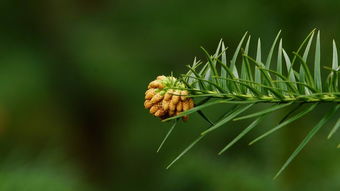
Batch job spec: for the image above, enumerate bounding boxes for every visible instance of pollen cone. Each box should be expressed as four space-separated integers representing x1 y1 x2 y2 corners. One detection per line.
144 75 194 121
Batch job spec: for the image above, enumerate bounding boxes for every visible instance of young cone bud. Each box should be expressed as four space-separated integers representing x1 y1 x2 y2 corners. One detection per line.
144 75 195 121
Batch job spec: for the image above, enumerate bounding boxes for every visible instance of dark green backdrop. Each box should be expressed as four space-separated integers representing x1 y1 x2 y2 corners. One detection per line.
0 0 339 190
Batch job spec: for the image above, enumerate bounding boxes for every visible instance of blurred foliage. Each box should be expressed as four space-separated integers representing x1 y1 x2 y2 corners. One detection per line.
0 0 339 190
0 148 93 191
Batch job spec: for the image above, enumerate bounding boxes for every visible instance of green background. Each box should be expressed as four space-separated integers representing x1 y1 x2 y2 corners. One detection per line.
0 0 339 190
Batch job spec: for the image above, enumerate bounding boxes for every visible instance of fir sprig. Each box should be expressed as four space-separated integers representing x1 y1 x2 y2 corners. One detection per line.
158 29 340 178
